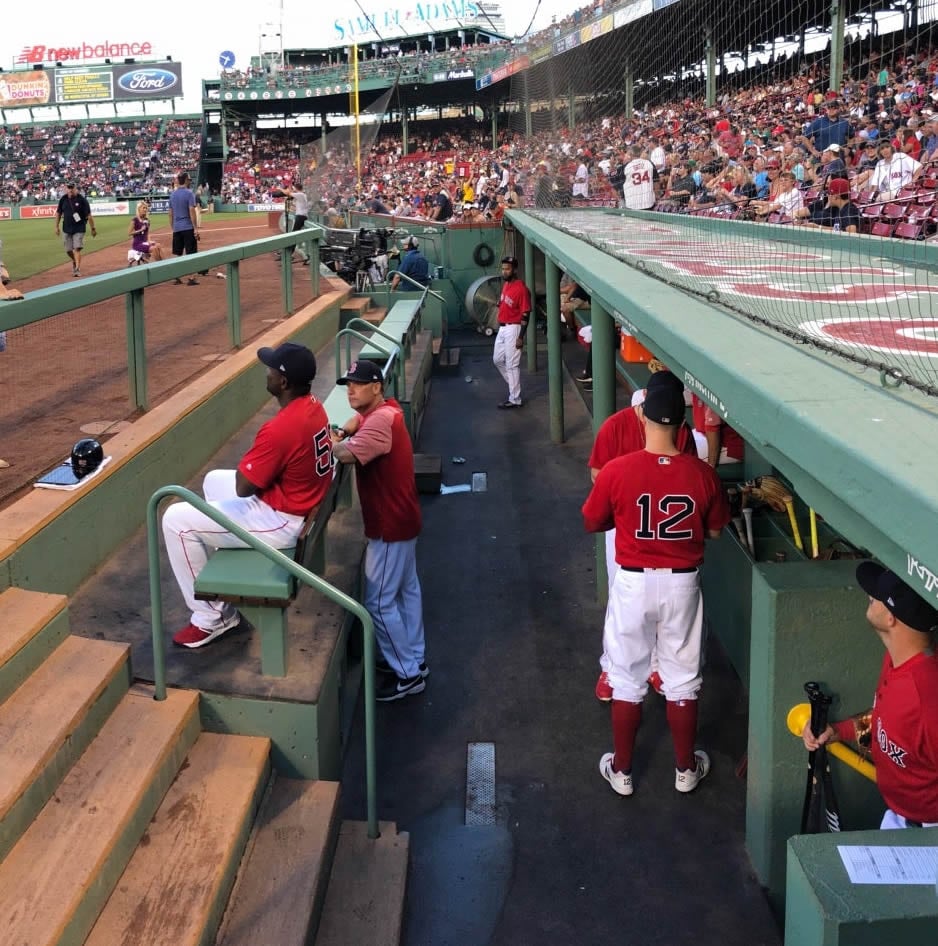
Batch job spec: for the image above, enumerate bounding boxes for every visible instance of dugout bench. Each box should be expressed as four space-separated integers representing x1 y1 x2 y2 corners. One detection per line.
193 463 349 677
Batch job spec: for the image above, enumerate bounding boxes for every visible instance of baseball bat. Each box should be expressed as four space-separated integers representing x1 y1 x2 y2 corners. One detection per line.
800 682 839 834
742 508 755 557
784 499 804 552
809 508 819 559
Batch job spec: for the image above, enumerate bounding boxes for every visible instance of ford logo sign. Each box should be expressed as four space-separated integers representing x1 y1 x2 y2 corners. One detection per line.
117 69 178 94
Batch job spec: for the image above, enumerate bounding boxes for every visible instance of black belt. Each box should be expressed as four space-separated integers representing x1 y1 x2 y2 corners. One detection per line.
621 566 698 573
498 322 521 326
907 819 923 828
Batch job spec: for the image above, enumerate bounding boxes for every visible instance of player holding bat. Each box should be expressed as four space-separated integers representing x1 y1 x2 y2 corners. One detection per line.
800 682 841 834
802 561 938 829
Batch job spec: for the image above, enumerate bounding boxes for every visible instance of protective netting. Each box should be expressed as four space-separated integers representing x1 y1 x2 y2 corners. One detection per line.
495 0 938 395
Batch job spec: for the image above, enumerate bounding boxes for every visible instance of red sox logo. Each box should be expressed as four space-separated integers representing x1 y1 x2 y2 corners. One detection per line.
877 718 908 768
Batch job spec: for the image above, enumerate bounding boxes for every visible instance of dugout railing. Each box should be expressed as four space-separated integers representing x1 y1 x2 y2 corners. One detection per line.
0 228 323 412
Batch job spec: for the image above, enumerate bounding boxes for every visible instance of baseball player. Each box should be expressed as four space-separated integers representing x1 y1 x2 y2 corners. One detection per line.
162 343 333 648
621 145 657 210
330 359 427 702
492 256 532 409
803 562 938 829
589 370 698 701
583 385 730 796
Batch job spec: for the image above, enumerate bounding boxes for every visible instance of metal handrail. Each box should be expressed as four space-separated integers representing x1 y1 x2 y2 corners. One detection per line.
334 326 403 399
146 485 379 839
344 318 407 397
786 702 876 783
385 271 446 305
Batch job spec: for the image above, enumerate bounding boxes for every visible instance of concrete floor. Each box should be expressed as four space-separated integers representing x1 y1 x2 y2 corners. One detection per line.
339 329 782 946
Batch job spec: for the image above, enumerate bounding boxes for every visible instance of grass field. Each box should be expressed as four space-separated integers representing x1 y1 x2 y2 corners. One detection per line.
0 212 261 280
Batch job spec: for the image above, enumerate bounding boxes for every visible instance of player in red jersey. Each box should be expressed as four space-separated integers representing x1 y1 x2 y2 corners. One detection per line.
492 256 532 409
691 395 745 467
163 343 333 648
583 385 730 797
331 360 427 702
589 370 698 701
803 562 938 828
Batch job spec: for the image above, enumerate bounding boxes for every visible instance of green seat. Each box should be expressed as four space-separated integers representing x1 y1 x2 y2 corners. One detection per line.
194 546 296 603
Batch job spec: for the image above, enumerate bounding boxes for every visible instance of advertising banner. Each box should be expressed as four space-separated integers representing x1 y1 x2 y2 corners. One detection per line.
88 201 132 216
614 0 653 28
20 205 58 219
0 208 11 221
247 202 285 212
0 61 183 109
0 71 53 108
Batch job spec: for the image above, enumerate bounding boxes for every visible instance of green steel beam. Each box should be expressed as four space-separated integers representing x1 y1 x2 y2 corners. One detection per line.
226 261 242 348
829 0 845 94
124 287 147 411
544 258 564 443
523 236 538 373
507 210 938 603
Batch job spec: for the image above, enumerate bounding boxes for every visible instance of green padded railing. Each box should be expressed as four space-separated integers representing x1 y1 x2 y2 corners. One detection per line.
146 484 379 840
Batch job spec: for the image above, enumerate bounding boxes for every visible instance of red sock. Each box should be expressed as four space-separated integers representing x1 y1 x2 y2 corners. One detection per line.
666 698 699 771
611 699 643 773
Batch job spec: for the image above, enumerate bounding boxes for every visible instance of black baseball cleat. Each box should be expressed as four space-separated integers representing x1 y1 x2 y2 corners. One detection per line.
376 674 426 702
497 400 522 409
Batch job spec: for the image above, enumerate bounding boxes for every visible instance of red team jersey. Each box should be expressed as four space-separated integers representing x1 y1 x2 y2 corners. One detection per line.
238 396 332 516
348 399 422 542
582 451 730 568
497 279 532 324
691 396 744 461
588 406 697 471
869 651 938 822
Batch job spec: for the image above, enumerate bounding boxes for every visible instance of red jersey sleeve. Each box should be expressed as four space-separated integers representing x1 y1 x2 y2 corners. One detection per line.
239 417 286 490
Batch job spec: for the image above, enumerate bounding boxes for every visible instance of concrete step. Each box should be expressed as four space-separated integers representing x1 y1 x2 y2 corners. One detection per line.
361 305 387 325
0 587 70 704
217 778 341 946
314 821 409 946
84 732 271 946
435 346 461 375
0 686 200 946
0 636 131 861
339 295 373 316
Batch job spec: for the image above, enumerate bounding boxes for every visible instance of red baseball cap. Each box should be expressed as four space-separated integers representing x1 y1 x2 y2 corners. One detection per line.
828 178 850 195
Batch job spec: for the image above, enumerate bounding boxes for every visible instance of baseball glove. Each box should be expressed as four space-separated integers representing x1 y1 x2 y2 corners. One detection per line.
741 475 792 513
647 358 669 374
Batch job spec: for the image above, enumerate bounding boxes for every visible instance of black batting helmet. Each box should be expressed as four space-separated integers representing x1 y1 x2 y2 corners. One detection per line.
70 438 104 479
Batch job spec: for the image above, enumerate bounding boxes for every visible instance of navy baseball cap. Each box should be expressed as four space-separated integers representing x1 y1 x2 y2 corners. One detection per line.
646 369 684 393
642 387 685 425
337 359 384 385
856 562 938 633
257 343 317 386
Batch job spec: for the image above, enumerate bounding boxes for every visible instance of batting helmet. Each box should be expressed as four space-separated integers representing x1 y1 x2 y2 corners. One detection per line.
70 438 104 479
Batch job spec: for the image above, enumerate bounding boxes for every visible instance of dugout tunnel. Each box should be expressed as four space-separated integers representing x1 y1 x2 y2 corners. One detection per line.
506 206 938 940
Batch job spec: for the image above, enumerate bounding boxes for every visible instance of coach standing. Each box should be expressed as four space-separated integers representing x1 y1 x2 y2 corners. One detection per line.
169 171 201 286
583 384 730 797
331 359 427 702
55 182 96 278
803 562 938 829
492 255 531 409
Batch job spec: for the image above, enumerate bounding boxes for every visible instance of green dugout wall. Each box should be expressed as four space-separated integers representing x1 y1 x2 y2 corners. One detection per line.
506 208 938 933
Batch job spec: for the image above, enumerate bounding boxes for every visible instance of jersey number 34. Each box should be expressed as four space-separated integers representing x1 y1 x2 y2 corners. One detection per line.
634 494 695 541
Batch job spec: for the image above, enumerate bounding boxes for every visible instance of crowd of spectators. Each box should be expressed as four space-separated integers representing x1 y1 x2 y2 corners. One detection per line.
219 41 511 92
0 118 202 202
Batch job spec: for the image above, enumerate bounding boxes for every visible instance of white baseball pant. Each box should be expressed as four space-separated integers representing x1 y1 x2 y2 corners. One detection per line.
603 568 703 702
162 469 304 631
492 323 522 405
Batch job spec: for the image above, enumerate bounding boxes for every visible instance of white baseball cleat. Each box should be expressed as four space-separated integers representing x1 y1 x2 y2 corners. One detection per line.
675 750 711 793
599 752 634 796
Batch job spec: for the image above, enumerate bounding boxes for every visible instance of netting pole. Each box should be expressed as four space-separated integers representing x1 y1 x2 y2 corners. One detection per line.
402 94 410 155
491 93 498 150
545 257 564 444
623 66 634 120
705 28 717 107
125 288 148 411
568 83 575 133
524 72 532 138
523 237 538 373
590 297 615 604
548 72 557 132
829 1 846 93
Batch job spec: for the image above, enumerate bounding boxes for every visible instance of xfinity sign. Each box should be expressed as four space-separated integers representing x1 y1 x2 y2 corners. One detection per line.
16 40 154 64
